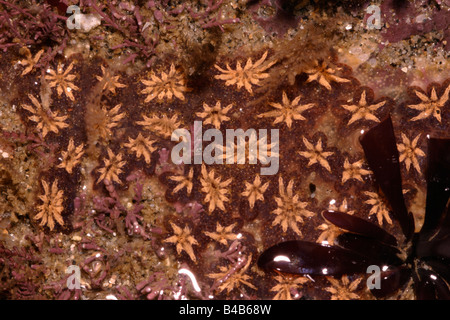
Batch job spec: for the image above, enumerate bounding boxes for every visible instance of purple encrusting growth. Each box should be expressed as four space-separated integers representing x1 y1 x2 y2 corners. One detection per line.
379 0 450 50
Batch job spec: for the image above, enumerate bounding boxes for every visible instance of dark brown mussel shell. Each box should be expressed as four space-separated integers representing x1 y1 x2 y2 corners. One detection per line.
369 265 411 298
360 116 414 240
419 138 450 241
322 210 397 246
414 268 450 300
335 233 403 266
416 138 450 259
257 240 377 276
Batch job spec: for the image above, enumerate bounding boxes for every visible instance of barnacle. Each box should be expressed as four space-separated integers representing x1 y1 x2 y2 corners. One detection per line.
18 47 44 76
214 51 276 94
325 276 362 300
207 254 256 294
35 179 65 231
364 191 392 226
95 65 127 95
271 176 314 236
204 222 239 246
341 158 371 184
340 90 386 125
218 130 278 165
57 138 85 174
270 274 308 300
169 167 194 195
95 104 126 141
136 113 182 139
407 84 450 122
45 61 80 101
257 91 315 128
241 174 269 209
305 60 350 91
164 221 198 262
196 101 233 129
397 133 425 174
200 164 232 213
140 64 190 102
297 136 334 172
123 133 156 164
97 148 126 184
21 94 69 137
